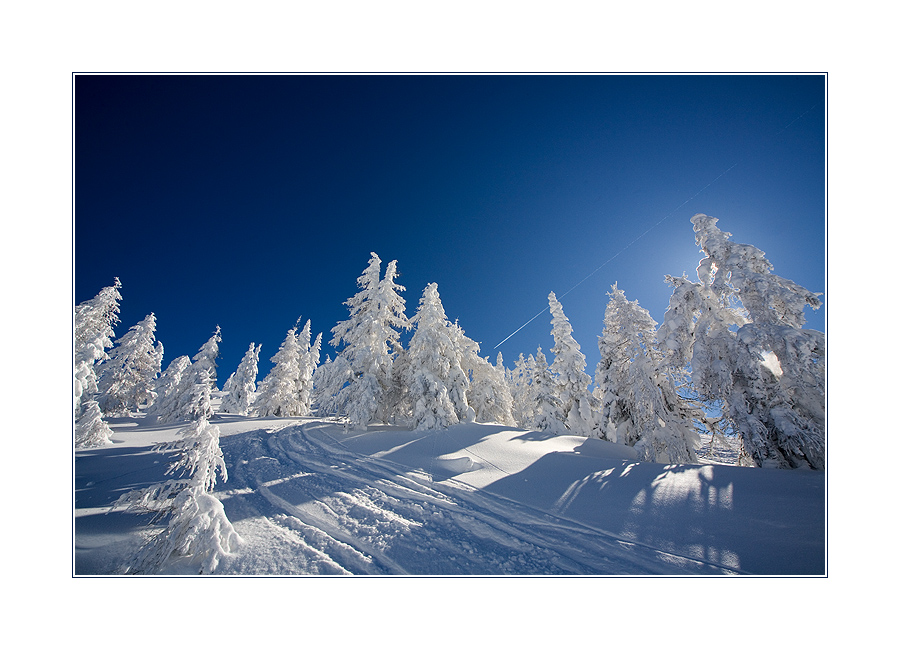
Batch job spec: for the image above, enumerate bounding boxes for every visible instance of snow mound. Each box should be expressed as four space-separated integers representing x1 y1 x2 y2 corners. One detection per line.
431 455 482 475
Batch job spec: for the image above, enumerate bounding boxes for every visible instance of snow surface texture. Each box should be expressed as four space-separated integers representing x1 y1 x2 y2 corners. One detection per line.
74 409 824 576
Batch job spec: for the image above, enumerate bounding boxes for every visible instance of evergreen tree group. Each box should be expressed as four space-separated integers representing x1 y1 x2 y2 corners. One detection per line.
151 328 222 425
486 215 823 468
255 319 321 418
74 278 124 447
75 213 825 470
660 214 824 469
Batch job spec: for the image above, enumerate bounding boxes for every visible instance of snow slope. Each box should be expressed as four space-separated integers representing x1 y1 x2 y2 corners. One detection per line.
74 409 825 576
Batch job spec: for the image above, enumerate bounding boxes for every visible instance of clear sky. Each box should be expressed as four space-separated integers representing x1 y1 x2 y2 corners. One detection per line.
75 73 826 383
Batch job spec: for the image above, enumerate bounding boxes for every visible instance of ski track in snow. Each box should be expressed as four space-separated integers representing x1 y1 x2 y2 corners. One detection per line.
215 422 740 575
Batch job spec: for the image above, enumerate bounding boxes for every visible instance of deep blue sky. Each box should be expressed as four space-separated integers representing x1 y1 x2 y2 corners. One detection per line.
75 74 825 383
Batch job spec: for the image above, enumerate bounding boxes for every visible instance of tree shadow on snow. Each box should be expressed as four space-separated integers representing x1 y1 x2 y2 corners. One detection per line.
482 452 825 575
510 429 561 443
74 443 178 575
75 443 177 509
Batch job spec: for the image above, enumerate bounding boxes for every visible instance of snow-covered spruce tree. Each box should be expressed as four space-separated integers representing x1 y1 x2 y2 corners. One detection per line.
467 353 516 426
313 354 354 418
255 324 304 417
296 321 322 416
447 321 481 422
548 292 599 437
493 350 515 414
147 355 192 422
96 313 164 417
115 416 241 574
531 347 566 434
661 214 824 469
448 323 515 427
151 328 223 425
75 399 115 448
191 326 222 391
184 368 215 421
330 254 411 429
74 278 122 416
595 284 699 463
509 353 537 428
494 352 518 425
220 343 261 415
400 283 472 430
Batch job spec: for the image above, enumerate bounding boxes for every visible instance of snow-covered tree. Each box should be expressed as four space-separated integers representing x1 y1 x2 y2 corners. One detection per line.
596 284 699 463
530 347 566 434
253 320 320 418
75 399 115 448
147 355 192 422
313 354 353 418
74 278 122 415
548 292 598 436
151 329 223 424
447 326 515 427
401 283 471 430
221 343 261 415
255 324 305 417
467 354 516 426
191 326 221 390
330 253 411 429
164 414 229 494
509 353 536 428
446 321 479 422
184 368 215 421
296 321 321 416
96 313 164 416
662 214 825 469
115 416 241 574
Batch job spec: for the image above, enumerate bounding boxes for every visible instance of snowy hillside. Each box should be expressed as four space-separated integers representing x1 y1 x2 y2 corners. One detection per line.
74 404 825 576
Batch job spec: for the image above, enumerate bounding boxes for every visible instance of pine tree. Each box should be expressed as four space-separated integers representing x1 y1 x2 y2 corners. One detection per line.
449 323 515 427
74 278 122 415
446 321 478 423
75 399 115 448
330 253 411 429
492 353 517 426
596 284 699 463
295 321 321 417
115 416 241 574
191 326 222 390
221 343 261 415
96 313 164 416
255 324 305 417
662 214 824 469
531 347 566 434
313 354 354 418
467 354 515 426
184 368 215 421
548 292 598 436
509 353 536 428
401 283 469 430
151 329 223 424
147 355 192 422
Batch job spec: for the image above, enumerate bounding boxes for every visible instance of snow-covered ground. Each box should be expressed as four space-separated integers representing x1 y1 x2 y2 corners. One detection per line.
74 404 824 576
